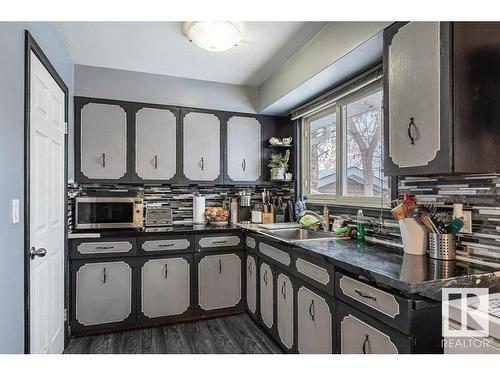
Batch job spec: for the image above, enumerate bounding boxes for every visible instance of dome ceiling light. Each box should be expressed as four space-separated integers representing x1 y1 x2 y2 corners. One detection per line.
183 22 242 52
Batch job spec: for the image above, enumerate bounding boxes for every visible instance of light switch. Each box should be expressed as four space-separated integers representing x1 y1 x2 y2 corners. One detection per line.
12 199 20 224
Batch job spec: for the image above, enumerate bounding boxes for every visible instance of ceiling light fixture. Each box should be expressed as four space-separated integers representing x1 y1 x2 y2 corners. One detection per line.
183 22 242 52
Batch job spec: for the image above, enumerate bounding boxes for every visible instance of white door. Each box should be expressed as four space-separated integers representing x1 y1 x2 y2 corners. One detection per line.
277 273 294 349
246 255 257 314
141 258 190 318
29 52 65 354
198 254 241 310
135 108 177 181
183 112 220 181
227 116 261 181
260 262 273 329
297 286 332 354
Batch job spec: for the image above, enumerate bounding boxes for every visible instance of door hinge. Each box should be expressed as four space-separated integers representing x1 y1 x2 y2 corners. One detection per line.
64 308 68 322
64 122 68 135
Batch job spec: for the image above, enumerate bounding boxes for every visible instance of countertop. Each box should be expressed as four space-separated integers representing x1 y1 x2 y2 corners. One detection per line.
237 223 500 301
69 223 500 301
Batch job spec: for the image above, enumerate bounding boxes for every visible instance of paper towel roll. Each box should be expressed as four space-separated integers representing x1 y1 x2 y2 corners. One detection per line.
193 196 206 224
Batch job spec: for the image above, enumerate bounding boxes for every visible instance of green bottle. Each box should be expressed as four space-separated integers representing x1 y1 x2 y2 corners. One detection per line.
356 209 365 241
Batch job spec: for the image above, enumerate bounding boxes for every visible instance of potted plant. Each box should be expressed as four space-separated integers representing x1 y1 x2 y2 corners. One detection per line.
268 151 289 180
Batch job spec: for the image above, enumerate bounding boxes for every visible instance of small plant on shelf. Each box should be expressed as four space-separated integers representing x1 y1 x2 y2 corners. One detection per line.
267 150 289 180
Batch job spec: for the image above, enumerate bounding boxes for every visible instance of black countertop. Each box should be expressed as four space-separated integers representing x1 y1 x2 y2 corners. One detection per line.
69 223 500 301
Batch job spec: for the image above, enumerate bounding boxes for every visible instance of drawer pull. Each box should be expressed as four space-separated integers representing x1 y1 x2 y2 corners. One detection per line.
218 259 222 274
96 246 114 250
263 269 268 286
212 240 227 245
154 155 158 169
158 243 174 248
101 152 106 168
355 289 377 301
408 117 417 145
164 263 168 279
102 267 107 284
309 300 315 321
362 335 369 354
248 261 252 275
281 281 286 300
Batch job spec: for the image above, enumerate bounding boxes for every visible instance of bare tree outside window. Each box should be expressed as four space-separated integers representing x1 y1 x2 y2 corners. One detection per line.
309 112 336 195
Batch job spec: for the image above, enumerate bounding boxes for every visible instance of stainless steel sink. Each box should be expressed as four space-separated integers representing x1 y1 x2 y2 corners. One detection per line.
263 228 340 242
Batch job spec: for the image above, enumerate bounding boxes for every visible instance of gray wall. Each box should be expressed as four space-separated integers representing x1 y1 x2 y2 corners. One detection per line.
0 22 74 353
75 64 257 113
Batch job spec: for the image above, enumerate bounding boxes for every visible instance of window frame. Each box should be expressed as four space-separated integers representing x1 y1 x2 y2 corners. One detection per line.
301 80 388 208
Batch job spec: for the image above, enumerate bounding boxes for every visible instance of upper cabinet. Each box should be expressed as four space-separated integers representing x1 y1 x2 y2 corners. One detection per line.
226 116 262 182
384 22 500 176
182 110 222 182
77 98 130 182
134 105 179 182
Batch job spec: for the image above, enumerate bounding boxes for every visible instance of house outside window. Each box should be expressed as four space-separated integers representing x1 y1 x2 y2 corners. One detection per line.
301 80 388 207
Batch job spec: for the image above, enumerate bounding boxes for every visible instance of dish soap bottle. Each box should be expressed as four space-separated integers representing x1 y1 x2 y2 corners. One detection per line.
356 209 365 241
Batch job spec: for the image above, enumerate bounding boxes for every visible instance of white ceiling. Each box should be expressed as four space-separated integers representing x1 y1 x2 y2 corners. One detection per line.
55 22 327 87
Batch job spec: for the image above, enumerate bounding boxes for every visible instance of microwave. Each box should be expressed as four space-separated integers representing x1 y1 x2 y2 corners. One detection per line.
75 197 144 230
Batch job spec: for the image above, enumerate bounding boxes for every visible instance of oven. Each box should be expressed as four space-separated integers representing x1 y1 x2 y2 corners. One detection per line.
75 197 144 229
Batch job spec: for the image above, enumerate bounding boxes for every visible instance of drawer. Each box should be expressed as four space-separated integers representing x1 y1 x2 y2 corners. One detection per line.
70 238 137 259
137 235 194 255
295 257 331 286
338 274 400 319
258 242 291 267
335 272 441 338
196 233 242 251
337 301 413 354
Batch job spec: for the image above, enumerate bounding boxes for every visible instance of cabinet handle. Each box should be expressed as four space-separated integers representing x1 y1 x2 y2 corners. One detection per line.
241 159 246 172
362 335 369 354
164 263 168 279
158 243 174 248
154 155 158 169
407 117 417 145
95 246 114 250
102 267 107 284
212 240 227 245
309 300 315 321
218 259 222 274
248 261 252 275
263 269 268 286
101 153 106 168
200 157 204 171
281 281 286 300
354 289 377 302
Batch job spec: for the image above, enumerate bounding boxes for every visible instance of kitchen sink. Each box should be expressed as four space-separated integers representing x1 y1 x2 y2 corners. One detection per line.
263 228 340 242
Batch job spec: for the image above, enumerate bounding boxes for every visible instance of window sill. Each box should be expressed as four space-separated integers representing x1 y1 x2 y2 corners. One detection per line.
303 196 389 209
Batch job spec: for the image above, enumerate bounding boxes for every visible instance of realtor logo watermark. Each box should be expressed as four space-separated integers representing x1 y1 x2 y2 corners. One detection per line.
442 288 490 350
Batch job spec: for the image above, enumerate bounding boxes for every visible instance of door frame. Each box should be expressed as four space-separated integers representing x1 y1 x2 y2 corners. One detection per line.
24 30 69 354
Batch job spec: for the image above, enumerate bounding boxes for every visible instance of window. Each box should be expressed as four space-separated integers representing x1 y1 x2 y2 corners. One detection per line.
302 81 388 207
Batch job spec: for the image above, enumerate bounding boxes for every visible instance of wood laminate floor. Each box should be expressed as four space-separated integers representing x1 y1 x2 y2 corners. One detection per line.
64 313 283 354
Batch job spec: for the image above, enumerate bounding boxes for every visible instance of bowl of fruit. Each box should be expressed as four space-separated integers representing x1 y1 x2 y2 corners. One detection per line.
204 207 230 226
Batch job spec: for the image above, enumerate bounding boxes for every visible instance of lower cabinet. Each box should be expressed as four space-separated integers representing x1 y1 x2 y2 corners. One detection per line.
196 252 243 312
259 261 275 330
338 301 413 354
276 271 295 351
139 255 191 321
297 283 334 354
246 253 259 319
71 259 136 332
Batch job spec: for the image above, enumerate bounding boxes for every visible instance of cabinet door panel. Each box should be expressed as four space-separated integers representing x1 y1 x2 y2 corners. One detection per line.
198 253 241 310
227 116 261 181
80 103 127 180
340 314 399 354
141 258 190 318
297 286 332 354
260 262 274 329
183 112 220 181
246 255 257 314
136 108 176 180
75 261 132 326
388 22 441 168
277 273 294 350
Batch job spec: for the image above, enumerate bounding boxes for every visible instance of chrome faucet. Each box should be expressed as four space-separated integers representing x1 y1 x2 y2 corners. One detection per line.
298 207 330 232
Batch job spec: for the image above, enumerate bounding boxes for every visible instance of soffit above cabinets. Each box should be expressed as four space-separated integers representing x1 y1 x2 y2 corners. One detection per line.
55 21 327 87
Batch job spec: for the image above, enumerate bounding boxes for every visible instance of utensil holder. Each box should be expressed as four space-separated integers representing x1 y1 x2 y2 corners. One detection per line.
428 233 456 260
399 218 427 255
